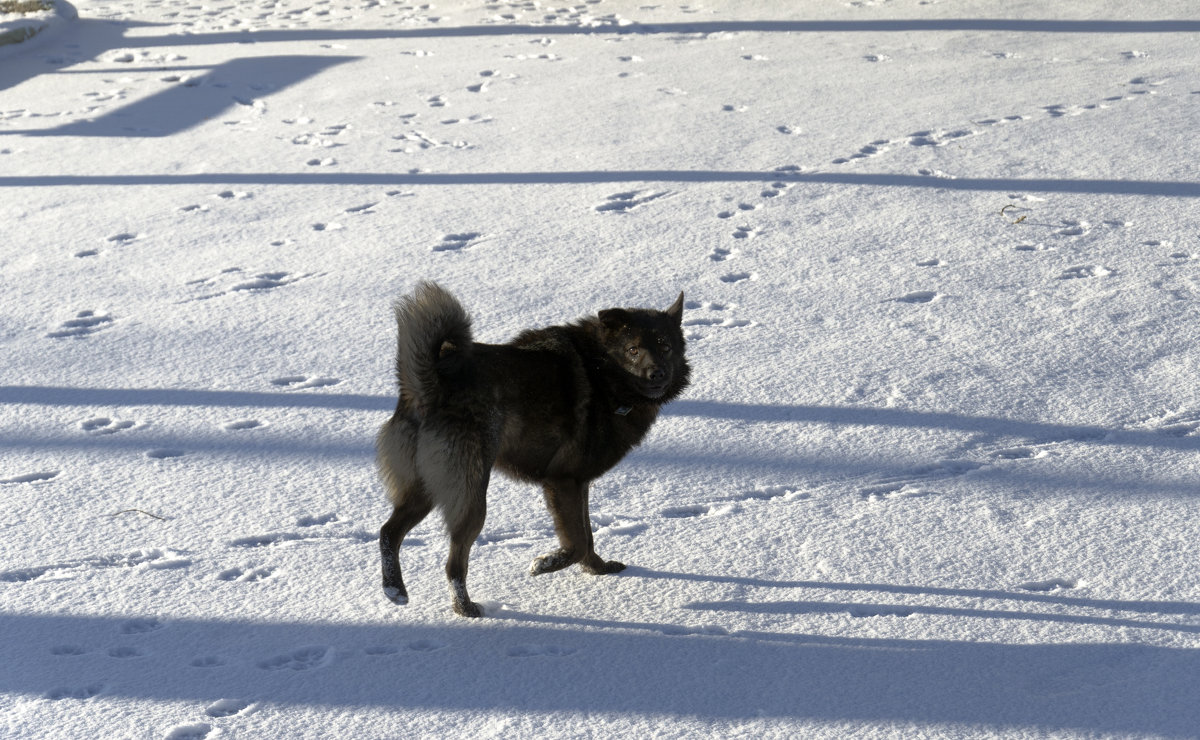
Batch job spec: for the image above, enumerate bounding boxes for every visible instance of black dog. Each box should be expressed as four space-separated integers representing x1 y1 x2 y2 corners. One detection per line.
376 282 690 617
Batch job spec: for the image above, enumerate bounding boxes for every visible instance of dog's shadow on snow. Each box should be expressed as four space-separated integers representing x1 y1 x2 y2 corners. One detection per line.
632 568 1200 633
496 567 1200 637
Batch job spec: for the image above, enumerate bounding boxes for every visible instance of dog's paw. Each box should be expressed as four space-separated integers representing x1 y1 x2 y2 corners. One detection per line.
583 559 626 575
529 550 574 576
453 599 484 618
383 585 408 605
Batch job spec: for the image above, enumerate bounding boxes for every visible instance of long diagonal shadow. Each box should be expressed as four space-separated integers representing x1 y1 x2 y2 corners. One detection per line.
8 55 357 137
76 19 1200 49
635 568 1200 616
2 171 1197 197
2 386 1197 452
0 385 391 412
2 610 1199 734
7 17 1197 92
685 600 1200 634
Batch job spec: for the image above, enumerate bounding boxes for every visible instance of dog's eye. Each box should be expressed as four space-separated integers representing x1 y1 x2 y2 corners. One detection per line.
626 346 640 357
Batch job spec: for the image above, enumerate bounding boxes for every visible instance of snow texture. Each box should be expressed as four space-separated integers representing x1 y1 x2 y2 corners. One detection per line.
3 0 1200 737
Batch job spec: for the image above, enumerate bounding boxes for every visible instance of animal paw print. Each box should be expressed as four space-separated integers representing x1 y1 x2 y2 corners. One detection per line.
594 190 672 214
1057 265 1115 280
760 181 794 198
891 290 939 304
165 723 214 740
740 485 809 502
440 114 493 125
216 566 274 582
258 645 332 671
917 168 956 179
180 268 312 303
907 128 975 147
80 417 136 435
106 48 185 66
390 130 470 152
716 203 760 219
731 225 763 240
433 232 484 252
708 245 736 262
230 271 303 291
297 512 339 526
1018 578 1078 592
50 644 88 656
833 140 890 164
47 310 113 338
719 271 753 284
1055 219 1089 237
660 503 739 519
682 301 752 332
205 699 254 718
271 375 341 389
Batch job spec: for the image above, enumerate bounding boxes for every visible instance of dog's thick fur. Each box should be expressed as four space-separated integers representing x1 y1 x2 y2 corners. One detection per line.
376 281 690 617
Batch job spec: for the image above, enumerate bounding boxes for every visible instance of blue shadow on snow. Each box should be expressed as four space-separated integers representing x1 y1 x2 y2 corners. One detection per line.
1 610 1199 736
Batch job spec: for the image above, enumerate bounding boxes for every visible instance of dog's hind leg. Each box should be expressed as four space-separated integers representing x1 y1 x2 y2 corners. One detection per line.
531 478 626 576
377 417 431 605
444 492 487 618
379 488 433 605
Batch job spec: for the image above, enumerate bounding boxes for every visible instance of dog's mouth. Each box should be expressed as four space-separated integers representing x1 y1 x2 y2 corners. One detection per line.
640 381 669 398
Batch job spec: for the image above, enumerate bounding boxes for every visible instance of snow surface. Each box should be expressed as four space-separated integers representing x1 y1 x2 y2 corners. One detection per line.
3 0 1200 737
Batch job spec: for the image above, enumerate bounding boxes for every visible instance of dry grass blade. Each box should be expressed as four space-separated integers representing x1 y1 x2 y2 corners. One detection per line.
0 0 54 13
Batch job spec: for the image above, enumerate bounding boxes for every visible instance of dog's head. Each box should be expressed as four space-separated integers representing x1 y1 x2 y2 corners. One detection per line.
597 292 690 401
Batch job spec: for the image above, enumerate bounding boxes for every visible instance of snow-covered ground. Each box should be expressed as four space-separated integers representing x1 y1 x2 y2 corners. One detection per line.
3 0 1200 737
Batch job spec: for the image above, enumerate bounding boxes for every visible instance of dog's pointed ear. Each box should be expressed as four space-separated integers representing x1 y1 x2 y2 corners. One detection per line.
598 308 630 331
666 292 684 325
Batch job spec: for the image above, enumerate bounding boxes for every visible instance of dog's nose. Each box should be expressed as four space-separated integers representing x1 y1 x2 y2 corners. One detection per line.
649 367 666 382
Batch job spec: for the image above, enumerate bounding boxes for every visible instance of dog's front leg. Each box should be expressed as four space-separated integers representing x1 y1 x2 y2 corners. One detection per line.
531 478 625 576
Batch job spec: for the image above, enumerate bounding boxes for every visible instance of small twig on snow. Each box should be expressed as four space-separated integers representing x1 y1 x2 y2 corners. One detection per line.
109 508 169 521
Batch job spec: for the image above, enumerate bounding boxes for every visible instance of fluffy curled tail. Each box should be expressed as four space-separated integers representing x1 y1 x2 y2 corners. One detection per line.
392 281 473 413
